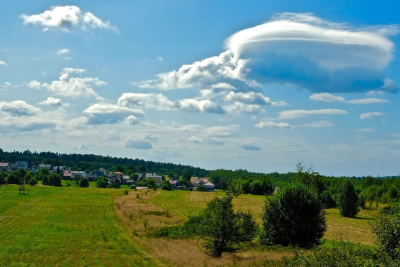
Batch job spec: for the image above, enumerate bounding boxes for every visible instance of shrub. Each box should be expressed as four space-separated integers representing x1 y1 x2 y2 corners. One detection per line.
161 180 173 191
28 178 38 186
7 173 19 185
79 178 89 187
370 204 400 260
260 183 326 248
338 180 360 217
196 184 208 192
96 177 108 188
319 190 336 208
147 178 157 190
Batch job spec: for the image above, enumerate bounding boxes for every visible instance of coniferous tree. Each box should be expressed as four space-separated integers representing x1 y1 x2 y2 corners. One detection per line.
338 180 360 217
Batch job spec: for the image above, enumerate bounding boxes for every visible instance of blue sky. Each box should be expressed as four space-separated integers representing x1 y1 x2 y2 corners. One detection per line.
1 0 399 176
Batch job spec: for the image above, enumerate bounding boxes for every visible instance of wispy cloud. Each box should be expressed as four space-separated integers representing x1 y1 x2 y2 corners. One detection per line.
360 112 385 119
310 93 388 104
278 109 348 120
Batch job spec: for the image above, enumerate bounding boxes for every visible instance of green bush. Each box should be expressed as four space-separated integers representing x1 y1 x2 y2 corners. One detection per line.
260 183 326 248
28 178 38 186
338 180 360 217
161 180 173 191
196 184 208 192
96 177 108 188
79 178 89 187
370 204 400 260
7 173 19 185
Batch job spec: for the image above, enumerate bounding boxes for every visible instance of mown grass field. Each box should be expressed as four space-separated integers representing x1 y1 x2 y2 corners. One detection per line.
0 184 163 267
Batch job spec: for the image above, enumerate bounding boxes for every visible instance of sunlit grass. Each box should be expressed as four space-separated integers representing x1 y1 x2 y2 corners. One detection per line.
0 184 161 266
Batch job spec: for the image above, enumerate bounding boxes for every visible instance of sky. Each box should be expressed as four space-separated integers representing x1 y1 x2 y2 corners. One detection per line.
1 0 399 176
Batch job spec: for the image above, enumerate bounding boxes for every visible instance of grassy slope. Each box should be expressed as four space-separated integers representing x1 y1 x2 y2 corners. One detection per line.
0 185 162 267
151 190 378 246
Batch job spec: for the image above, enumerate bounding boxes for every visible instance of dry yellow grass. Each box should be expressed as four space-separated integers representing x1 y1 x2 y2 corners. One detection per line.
114 190 383 266
114 190 293 267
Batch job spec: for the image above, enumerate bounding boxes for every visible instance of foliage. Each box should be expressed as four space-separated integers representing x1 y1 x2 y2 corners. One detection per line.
79 178 89 188
200 195 258 257
286 240 398 267
161 180 173 191
195 184 208 192
147 215 204 239
0 172 6 184
260 183 326 248
370 204 400 260
292 161 325 194
28 177 38 186
96 176 108 188
338 180 360 217
7 173 19 185
147 178 157 190
319 190 336 208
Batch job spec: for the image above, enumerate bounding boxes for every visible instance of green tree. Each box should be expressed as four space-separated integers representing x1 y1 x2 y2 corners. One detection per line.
48 174 55 186
38 168 50 181
147 178 157 190
42 175 49 185
200 195 257 257
183 170 191 181
53 173 62 186
338 180 360 217
161 180 173 191
28 178 38 186
96 177 108 188
260 183 326 248
196 184 208 192
0 171 6 184
79 178 89 187
7 173 19 185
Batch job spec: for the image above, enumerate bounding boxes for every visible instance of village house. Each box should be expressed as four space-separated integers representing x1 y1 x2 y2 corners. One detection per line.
15 161 29 170
146 173 162 186
169 179 178 189
38 164 52 170
0 162 11 172
62 171 72 180
87 170 105 182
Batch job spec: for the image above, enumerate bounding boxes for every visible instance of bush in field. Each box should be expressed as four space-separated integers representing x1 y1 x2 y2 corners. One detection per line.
338 180 360 217
147 178 157 190
200 195 258 257
28 178 38 186
79 178 89 187
96 177 108 188
42 175 49 185
286 240 398 267
260 183 326 248
0 172 7 184
370 204 400 260
319 190 336 208
7 173 19 185
196 184 208 192
161 180 172 191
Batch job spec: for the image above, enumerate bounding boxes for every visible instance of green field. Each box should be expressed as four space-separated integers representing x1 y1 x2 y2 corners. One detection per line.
0 185 382 266
0 185 162 267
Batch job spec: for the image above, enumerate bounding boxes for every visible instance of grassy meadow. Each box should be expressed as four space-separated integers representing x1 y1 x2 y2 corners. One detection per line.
0 184 163 267
0 184 382 266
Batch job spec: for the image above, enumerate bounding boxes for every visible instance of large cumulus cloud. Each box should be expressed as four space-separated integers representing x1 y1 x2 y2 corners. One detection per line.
135 13 397 94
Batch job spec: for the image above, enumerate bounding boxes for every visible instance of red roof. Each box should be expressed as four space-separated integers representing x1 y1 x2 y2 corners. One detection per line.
0 162 9 167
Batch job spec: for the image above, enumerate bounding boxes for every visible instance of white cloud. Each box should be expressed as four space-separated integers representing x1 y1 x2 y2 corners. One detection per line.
346 98 388 104
278 109 348 120
56 49 70 55
38 97 64 106
177 99 225 114
83 103 145 124
157 56 163 61
0 82 12 90
40 69 106 99
118 93 176 110
126 115 139 125
77 144 89 150
225 91 287 106
255 121 291 129
309 93 345 102
297 120 336 127
310 93 388 104
360 112 385 119
126 140 152 149
225 102 264 114
24 80 42 89
135 13 397 94
188 136 202 143
205 125 239 137
0 100 40 116
134 50 248 90
20 5 118 32
0 60 7 66
210 83 236 90
240 141 261 151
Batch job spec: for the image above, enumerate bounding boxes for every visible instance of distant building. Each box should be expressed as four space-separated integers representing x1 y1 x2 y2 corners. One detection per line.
169 179 178 189
0 162 11 172
15 161 29 169
146 173 162 186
